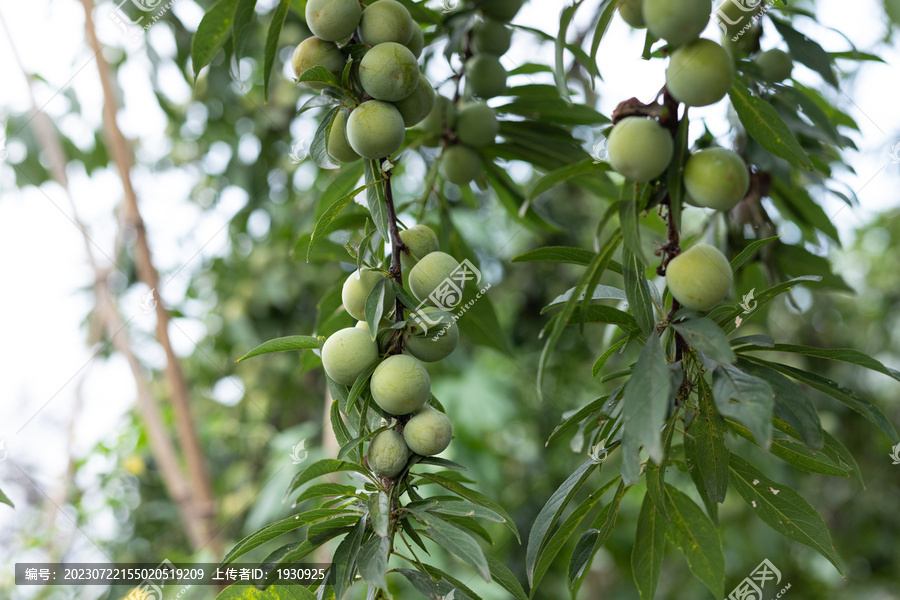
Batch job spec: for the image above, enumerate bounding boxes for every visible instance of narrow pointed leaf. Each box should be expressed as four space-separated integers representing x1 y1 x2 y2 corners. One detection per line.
631 494 667 600
663 484 725 599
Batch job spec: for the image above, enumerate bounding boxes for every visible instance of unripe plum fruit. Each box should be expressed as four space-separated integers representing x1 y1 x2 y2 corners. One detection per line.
455 102 499 147
465 54 508 99
644 0 711 47
292 37 346 88
367 430 409 477
355 318 394 332
359 42 420 102
342 268 396 321
328 109 361 164
346 101 406 159
618 0 645 28
418 95 457 138
888 0 900 24
607 117 673 182
666 243 733 311
305 0 360 42
439 146 481 186
715 0 756 39
406 26 425 59
370 354 431 415
683 147 749 211
754 49 793 82
720 29 759 58
399 224 439 269
403 407 452 456
475 0 523 22
473 20 513 55
321 327 379 385
393 77 436 127
666 39 734 107
406 308 459 363
409 251 463 304
358 0 414 46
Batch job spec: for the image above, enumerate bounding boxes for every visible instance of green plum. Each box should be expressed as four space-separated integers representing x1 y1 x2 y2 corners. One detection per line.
455 102 499 147
644 0 711 47
342 268 396 321
409 251 463 304
399 224 439 269
346 101 406 159
327 108 361 164
465 54 508 99
607 117 673 182
683 147 749 211
305 0 360 42
666 39 734 107
473 20 513 55
666 243 733 311
393 76 436 127
370 354 431 415
406 25 425 58
367 430 409 477
359 0 414 46
475 0 523 21
418 95 457 139
439 146 481 186
359 42 420 102
403 406 452 456
754 49 793 82
321 327 379 385
406 308 459 363
618 0 645 28
292 37 346 88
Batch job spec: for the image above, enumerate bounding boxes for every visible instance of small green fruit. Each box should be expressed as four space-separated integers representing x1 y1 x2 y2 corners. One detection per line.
359 42 420 102
666 39 734 107
292 37 346 88
715 0 757 39
439 146 482 186
406 308 459 363
475 0 523 22
618 0 645 28
370 355 431 415
455 102 499 147
465 54 508 99
367 430 410 477
393 77 436 127
355 318 394 332
683 147 749 211
644 0 711 47
418 95 457 138
403 407 453 456
342 268 396 321
406 25 425 58
346 101 406 159
321 327 379 385
328 108 361 164
359 0 414 46
666 243 733 311
305 0 361 42
607 117 673 182
399 224 439 269
473 20 513 55
409 251 463 304
754 49 793 82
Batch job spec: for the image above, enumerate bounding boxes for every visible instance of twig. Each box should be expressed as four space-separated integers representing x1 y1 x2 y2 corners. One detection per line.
383 169 407 324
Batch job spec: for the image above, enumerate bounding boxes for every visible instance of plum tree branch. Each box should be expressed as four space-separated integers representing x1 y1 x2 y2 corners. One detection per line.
383 166 407 324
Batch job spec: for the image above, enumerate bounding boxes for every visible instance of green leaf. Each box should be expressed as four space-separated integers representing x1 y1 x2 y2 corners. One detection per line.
618 182 644 256
284 459 373 501
631 494 667 600
729 76 812 171
730 236 781 271
364 277 387 334
231 0 258 60
712 365 774 448
307 179 382 260
419 564 483 600
512 246 595 266
685 381 729 504
191 0 239 81
592 336 630 376
529 159 611 199
364 160 391 242
263 0 291 103
666 114 690 230
822 429 865 486
741 344 900 382
568 480 627 588
396 569 448 598
416 474 520 542
622 246 656 335
663 484 725 599
0 486 13 508
337 425 386 461
416 512 491 582
357 536 389 590
729 454 846 576
291 483 359 506
621 333 671 484
486 555 528 600
309 105 340 170
721 276 822 333
332 516 366 595
555 1 584 98
672 318 736 365
370 491 390 538
588 0 618 80
499 98 609 126
770 17 838 87
770 438 851 477
421 499 506 524
236 335 320 362
547 396 610 445
525 460 597 586
216 584 316 600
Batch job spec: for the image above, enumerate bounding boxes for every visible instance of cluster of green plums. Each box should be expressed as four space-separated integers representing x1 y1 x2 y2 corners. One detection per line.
319 224 467 477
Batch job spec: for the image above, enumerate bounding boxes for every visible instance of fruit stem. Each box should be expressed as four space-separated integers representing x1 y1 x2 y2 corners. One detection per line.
383 167 408 324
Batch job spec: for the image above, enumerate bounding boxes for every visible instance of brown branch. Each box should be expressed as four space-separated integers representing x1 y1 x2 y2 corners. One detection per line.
78 0 218 554
383 169 407 324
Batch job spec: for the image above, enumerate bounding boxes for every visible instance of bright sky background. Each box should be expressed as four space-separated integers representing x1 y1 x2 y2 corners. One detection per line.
1 0 899 585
